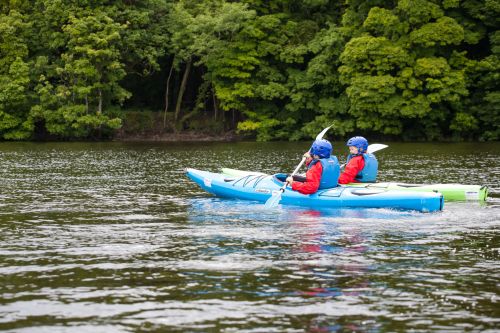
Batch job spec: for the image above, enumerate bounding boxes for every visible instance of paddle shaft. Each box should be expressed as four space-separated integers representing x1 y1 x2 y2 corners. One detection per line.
264 124 333 208
291 156 307 176
278 156 306 193
280 126 333 191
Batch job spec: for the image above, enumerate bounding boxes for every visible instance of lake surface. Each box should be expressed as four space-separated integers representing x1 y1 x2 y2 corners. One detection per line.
0 141 499 332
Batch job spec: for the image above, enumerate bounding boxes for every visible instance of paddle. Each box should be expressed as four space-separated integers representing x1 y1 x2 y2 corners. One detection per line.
366 143 388 154
340 143 388 169
264 125 332 208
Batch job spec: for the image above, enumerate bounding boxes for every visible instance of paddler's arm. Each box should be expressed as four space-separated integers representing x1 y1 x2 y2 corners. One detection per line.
289 162 322 194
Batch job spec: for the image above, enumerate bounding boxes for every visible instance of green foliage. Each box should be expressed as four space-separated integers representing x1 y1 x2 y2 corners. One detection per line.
0 0 171 140
237 116 292 141
363 7 401 39
450 112 478 133
0 0 497 141
34 11 127 138
340 36 410 76
337 0 481 140
396 0 443 26
120 110 157 135
0 10 32 139
410 17 464 47
187 116 225 135
461 31 500 141
115 1 169 75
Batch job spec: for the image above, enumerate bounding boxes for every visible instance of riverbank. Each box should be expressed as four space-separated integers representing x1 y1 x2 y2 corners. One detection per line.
113 130 239 142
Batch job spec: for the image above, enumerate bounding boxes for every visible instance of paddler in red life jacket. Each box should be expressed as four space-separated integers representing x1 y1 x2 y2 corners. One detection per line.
338 136 378 184
285 139 340 194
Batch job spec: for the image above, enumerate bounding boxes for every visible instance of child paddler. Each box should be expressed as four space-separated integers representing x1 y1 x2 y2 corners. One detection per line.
285 139 340 194
338 136 378 184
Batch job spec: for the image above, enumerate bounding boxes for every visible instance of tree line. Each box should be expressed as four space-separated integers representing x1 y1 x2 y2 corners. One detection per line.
0 0 498 141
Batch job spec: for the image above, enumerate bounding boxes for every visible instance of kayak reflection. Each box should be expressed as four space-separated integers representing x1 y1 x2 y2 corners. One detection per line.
290 209 379 333
185 198 424 332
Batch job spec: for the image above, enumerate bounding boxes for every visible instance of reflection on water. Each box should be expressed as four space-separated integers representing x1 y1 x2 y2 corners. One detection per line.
0 141 499 332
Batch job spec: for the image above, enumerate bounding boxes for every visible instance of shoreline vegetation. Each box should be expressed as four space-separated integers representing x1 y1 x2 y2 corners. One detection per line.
115 134 235 142
113 130 238 142
0 1 498 142
112 110 238 142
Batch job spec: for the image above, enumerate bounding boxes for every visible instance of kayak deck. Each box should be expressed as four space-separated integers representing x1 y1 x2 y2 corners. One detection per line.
220 168 487 202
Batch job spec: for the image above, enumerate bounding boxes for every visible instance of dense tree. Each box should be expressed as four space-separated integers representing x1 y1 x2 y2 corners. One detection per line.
0 0 497 141
339 1 470 140
457 0 500 141
0 10 31 139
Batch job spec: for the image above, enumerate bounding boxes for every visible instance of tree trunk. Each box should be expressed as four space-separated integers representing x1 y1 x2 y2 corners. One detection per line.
97 89 102 114
213 87 219 121
97 89 102 139
179 109 199 125
174 59 192 125
163 59 174 129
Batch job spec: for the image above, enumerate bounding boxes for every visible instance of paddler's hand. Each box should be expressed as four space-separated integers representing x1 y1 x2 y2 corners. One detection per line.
286 176 293 186
303 152 312 165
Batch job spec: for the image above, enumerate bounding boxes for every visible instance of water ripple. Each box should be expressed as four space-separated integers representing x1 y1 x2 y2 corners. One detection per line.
0 142 499 332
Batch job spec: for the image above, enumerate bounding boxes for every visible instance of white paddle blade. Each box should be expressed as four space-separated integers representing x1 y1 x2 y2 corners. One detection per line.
267 124 332 210
367 144 388 154
315 125 332 141
264 191 282 208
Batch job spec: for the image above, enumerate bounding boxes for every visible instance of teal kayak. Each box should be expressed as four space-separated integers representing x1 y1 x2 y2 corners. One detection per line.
220 168 488 202
186 168 444 212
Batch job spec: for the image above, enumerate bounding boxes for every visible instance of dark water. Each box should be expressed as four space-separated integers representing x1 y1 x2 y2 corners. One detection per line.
0 141 499 332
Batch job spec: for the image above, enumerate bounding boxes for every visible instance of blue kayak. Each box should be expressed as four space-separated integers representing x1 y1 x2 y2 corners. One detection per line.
186 168 444 213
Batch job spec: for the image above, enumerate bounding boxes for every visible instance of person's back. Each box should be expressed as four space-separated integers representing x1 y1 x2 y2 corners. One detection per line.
338 136 378 184
286 139 340 194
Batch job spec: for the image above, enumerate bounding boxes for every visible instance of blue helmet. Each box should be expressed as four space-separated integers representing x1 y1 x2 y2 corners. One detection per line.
310 139 332 158
346 136 368 153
